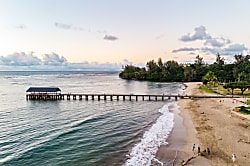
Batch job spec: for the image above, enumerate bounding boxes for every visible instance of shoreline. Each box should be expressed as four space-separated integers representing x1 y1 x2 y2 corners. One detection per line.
155 82 208 165
155 82 250 166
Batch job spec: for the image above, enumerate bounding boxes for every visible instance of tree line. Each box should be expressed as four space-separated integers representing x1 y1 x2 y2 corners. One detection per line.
119 54 250 95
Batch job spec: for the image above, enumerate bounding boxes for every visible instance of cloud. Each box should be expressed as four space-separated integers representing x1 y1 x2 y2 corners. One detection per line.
180 26 211 42
205 37 231 47
104 35 118 41
0 52 67 67
54 22 118 40
224 44 247 52
67 62 122 71
55 22 72 30
201 44 248 56
14 24 27 29
0 52 41 66
54 22 108 34
201 47 220 55
189 52 197 55
173 25 249 58
97 30 108 34
43 52 67 66
172 47 199 53
0 52 123 71
122 59 132 65
175 45 248 57
180 26 231 47
54 22 88 31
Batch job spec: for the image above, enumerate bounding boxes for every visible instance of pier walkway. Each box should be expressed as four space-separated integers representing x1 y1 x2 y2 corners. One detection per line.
26 93 242 101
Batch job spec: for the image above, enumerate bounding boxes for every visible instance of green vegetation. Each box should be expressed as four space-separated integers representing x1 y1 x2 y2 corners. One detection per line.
234 106 250 115
223 81 250 95
120 54 250 106
120 58 184 82
247 100 250 105
120 54 250 83
199 85 214 93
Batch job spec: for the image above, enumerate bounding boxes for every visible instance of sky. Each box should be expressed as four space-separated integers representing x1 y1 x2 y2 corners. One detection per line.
1 0 250 70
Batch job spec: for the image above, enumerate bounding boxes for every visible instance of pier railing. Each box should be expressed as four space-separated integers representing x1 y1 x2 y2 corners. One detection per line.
26 93 241 101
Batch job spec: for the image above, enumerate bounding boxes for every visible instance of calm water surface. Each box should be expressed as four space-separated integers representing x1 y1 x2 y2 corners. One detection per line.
0 71 183 166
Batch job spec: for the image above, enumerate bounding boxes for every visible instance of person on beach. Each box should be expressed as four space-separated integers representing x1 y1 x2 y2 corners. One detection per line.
192 144 195 151
232 153 236 162
198 146 200 155
207 147 210 155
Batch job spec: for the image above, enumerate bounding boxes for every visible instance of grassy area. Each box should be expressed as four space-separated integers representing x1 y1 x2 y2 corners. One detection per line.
234 106 250 115
218 84 250 96
201 84 250 96
200 84 250 115
217 85 229 94
200 84 250 109
199 85 215 93
199 84 229 95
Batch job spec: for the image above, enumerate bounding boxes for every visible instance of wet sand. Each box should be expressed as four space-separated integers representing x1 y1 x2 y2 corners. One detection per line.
155 82 250 166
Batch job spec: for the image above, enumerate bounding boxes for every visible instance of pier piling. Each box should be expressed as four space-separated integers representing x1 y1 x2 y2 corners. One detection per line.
26 93 242 102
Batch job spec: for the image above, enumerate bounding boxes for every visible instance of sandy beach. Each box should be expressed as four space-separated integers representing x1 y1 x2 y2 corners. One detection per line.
156 82 250 166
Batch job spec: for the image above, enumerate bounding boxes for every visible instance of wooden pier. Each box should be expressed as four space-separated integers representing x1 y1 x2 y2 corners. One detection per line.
26 93 241 101
25 87 242 101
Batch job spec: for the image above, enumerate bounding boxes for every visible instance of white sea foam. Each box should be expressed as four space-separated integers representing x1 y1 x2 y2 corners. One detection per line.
124 102 175 166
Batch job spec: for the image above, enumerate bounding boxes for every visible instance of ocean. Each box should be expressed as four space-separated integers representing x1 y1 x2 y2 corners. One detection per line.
0 71 184 166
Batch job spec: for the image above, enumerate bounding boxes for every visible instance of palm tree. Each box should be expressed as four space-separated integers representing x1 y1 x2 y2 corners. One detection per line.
202 71 218 87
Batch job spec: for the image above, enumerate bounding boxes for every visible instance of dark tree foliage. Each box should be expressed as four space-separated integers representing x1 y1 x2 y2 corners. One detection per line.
215 53 225 66
223 82 238 95
164 60 184 81
119 65 145 80
184 66 196 82
233 54 250 82
222 64 235 82
223 81 250 95
119 54 250 83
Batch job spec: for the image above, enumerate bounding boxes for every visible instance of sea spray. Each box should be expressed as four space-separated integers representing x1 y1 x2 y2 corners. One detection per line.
124 103 175 166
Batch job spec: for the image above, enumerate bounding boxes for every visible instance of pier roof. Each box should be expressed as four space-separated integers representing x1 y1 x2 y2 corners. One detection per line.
26 87 61 93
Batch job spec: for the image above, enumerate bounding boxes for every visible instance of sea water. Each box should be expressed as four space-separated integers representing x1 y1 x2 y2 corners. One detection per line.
0 71 183 166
